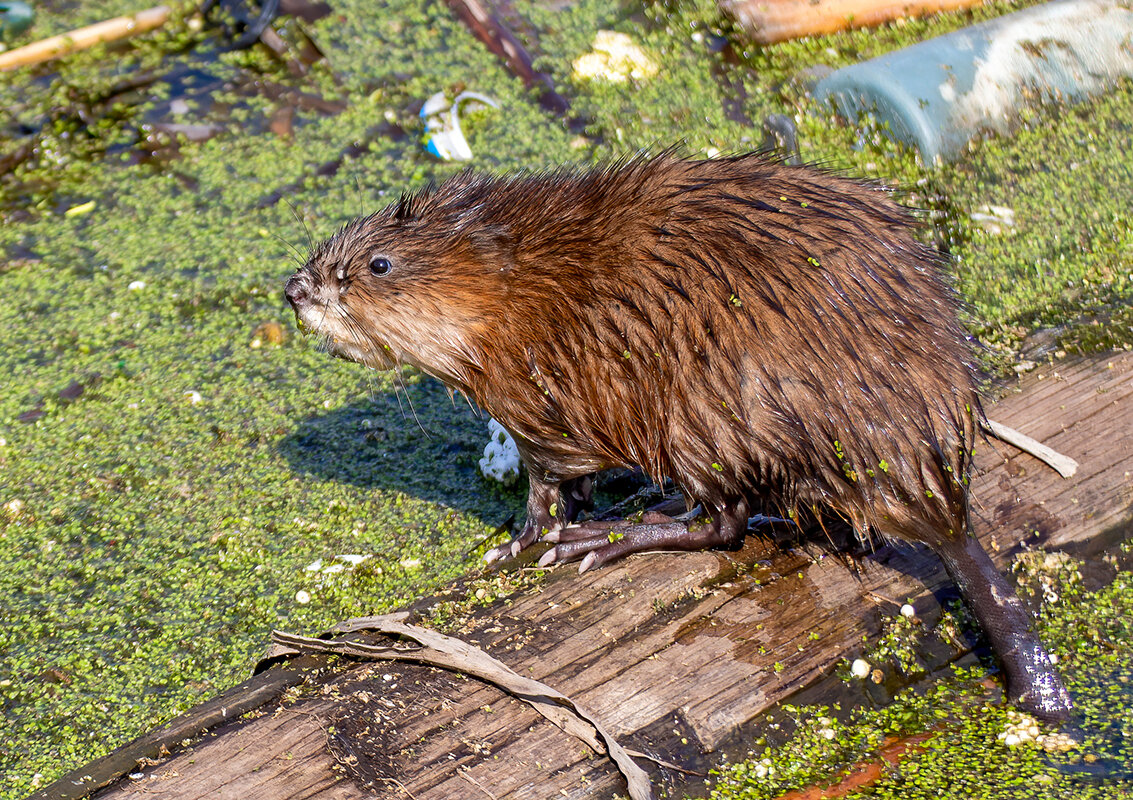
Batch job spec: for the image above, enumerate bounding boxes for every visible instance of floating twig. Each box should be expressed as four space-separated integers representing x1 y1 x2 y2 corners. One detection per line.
0 5 171 71
442 0 569 115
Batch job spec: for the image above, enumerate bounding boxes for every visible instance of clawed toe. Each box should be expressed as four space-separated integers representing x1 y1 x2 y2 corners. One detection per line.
538 533 622 567
541 519 632 544
483 543 509 564
537 547 558 568
483 522 545 565
534 501 751 573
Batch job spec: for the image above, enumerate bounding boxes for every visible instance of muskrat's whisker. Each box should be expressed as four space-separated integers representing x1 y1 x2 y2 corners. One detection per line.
284 197 315 252
387 367 431 440
362 367 380 404
395 366 432 440
352 170 365 222
269 229 307 267
315 296 331 333
390 373 408 420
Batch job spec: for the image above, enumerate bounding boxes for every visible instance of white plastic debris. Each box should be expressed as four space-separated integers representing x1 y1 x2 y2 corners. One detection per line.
479 418 521 485
336 554 370 566
420 90 499 161
971 204 1016 234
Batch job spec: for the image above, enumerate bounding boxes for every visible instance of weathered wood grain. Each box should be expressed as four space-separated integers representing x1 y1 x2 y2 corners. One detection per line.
94 351 1133 800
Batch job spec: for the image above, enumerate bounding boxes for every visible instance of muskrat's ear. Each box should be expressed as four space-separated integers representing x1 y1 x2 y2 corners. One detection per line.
470 225 516 272
393 191 420 222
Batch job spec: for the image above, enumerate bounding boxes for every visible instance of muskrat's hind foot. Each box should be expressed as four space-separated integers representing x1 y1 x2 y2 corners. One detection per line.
539 499 751 573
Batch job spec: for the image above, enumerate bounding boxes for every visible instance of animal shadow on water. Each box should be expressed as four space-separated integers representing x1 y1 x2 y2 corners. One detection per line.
276 374 526 526
276 366 1020 582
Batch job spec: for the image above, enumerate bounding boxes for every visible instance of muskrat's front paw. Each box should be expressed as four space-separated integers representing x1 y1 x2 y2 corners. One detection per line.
483 521 549 564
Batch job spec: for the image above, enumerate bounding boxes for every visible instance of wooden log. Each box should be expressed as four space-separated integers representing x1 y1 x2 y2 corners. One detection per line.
0 6 171 72
720 0 988 45
91 351 1133 799
28 657 326 800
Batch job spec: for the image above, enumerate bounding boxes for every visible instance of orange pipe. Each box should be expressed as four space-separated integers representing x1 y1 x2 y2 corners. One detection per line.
722 0 988 44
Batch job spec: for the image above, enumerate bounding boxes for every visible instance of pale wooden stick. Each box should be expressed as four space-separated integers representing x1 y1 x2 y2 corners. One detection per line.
0 5 171 72
983 418 1079 478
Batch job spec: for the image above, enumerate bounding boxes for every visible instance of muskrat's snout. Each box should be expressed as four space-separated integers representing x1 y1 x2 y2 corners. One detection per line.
284 272 310 311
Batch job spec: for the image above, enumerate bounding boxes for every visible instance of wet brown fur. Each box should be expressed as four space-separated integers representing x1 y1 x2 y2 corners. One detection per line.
299 153 979 551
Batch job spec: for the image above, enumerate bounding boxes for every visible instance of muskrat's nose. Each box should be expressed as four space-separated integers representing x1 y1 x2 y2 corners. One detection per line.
285 275 309 309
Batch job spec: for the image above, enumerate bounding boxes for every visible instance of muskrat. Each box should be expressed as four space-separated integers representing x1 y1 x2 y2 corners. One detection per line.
284 152 1071 721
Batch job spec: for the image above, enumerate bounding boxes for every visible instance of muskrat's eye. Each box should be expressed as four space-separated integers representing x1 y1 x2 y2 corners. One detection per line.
369 255 393 277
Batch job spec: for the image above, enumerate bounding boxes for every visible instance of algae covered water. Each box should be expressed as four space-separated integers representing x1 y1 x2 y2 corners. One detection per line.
0 0 1130 795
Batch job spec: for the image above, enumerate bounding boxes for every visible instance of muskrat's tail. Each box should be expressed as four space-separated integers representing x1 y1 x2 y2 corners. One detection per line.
927 517 1072 722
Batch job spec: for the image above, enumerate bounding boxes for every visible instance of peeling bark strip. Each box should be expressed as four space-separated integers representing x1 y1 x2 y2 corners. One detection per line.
269 613 653 800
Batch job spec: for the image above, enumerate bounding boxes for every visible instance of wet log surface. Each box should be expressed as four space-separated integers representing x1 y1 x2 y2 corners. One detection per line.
89 351 1132 800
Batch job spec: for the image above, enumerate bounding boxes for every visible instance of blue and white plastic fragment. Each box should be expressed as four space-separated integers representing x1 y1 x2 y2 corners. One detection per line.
815 0 1133 164
420 90 500 161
